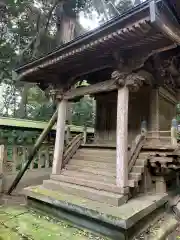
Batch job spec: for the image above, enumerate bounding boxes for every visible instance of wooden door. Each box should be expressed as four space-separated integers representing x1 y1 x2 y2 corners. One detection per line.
95 92 117 144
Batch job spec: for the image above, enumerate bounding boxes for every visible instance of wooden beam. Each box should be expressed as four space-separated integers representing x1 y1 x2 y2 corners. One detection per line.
116 86 129 189
52 100 67 175
58 79 119 100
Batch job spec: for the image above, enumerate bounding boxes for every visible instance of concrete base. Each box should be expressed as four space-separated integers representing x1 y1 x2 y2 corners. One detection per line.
23 186 168 239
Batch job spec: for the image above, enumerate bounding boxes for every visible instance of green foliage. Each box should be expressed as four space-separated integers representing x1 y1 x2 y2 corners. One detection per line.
0 128 40 145
0 0 135 130
72 96 95 127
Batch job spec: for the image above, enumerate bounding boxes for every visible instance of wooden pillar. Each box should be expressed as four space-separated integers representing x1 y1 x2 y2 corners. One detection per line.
141 120 147 137
171 118 178 147
116 87 129 189
155 176 166 193
0 145 4 175
83 126 87 145
52 100 67 175
66 102 72 124
149 88 160 138
65 126 71 145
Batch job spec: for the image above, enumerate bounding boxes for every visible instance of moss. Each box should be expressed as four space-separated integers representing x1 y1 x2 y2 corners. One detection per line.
29 186 122 223
0 206 109 240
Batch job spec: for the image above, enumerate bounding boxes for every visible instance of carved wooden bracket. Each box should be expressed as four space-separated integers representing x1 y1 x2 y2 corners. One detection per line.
111 70 127 87
126 73 145 92
111 70 146 92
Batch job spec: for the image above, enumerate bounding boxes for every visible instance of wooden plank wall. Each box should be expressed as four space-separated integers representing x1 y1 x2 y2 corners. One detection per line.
94 87 151 145
95 92 117 144
158 87 177 131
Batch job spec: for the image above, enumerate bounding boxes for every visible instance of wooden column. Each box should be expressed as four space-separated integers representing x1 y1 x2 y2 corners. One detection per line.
149 88 159 138
66 102 72 124
52 100 67 175
171 118 178 147
155 176 166 193
116 87 129 189
0 145 4 175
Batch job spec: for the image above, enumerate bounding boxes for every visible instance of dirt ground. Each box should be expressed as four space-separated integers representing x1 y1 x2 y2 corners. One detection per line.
0 193 26 206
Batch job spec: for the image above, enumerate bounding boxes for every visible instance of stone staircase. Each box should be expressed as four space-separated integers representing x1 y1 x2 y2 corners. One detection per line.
43 147 149 206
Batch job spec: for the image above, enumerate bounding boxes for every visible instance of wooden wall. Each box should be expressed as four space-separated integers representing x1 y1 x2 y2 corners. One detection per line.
94 86 177 146
128 86 151 143
158 87 177 131
94 86 151 145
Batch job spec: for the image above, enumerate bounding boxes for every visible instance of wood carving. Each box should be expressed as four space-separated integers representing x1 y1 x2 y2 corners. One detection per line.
112 70 146 92
126 73 145 92
111 70 126 87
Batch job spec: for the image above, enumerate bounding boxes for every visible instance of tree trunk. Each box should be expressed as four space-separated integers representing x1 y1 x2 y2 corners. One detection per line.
19 84 30 118
56 13 76 45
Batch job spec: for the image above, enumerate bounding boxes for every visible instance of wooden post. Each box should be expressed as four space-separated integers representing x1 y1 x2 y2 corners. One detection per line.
150 88 159 139
0 145 4 193
12 146 17 173
83 126 87 145
65 126 71 145
171 118 178 147
141 120 147 137
45 148 50 168
66 102 72 124
140 167 152 194
116 87 129 189
0 145 4 175
155 176 166 193
52 100 67 175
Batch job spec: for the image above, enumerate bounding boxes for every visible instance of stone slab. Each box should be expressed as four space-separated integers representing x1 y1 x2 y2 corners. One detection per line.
50 175 128 194
28 199 125 240
43 179 127 206
142 214 178 240
23 186 168 229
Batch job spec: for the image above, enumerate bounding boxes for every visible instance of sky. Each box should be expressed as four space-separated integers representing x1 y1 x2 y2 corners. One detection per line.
33 0 137 31
79 11 101 30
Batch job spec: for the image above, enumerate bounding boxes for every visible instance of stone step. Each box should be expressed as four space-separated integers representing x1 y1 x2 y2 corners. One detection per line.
136 158 147 166
131 166 144 174
69 159 116 169
61 169 115 183
61 169 137 188
139 151 153 156
51 174 127 194
129 172 142 181
78 148 116 157
65 165 116 176
43 179 127 206
73 154 115 163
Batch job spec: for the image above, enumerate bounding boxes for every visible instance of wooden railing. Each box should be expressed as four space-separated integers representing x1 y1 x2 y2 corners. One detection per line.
62 133 83 169
128 134 145 172
1 129 86 175
3 145 53 174
146 119 178 147
146 131 171 139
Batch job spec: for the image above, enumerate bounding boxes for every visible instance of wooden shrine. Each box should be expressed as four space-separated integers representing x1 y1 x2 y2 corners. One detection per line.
14 0 180 239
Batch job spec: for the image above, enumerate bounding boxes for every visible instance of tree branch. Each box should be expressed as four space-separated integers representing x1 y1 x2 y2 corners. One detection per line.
18 0 61 62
